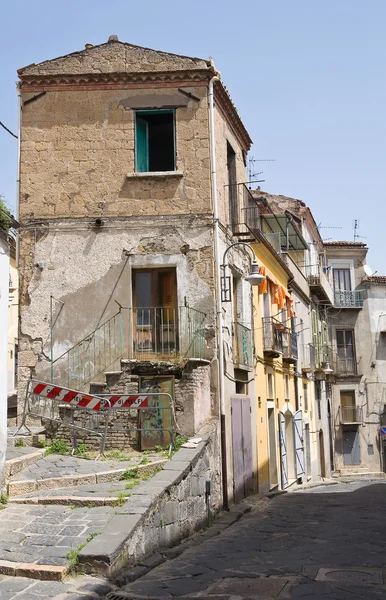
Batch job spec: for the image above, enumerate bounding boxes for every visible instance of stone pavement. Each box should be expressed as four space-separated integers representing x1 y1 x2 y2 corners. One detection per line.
113 480 386 599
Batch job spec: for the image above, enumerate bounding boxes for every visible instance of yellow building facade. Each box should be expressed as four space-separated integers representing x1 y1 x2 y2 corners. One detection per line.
252 240 317 493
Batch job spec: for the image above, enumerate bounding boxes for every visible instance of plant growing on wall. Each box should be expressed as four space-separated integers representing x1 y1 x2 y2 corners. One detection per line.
0 196 12 232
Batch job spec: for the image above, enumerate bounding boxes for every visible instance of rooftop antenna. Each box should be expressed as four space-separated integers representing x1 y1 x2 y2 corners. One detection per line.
353 219 367 242
248 156 275 189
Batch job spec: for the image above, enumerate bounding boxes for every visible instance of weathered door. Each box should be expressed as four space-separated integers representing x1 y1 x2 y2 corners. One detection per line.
343 428 360 466
139 376 174 450
231 396 253 502
279 411 289 489
293 410 305 478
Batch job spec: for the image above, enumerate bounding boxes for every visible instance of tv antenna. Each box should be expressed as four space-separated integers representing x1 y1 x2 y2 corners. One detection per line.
353 219 367 242
248 156 275 188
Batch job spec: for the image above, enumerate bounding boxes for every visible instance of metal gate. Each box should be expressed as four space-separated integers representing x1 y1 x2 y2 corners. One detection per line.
231 396 253 502
343 428 361 465
293 410 305 478
279 411 288 489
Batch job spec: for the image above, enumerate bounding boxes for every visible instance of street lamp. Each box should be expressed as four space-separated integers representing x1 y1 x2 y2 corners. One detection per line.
217 241 265 508
220 241 266 302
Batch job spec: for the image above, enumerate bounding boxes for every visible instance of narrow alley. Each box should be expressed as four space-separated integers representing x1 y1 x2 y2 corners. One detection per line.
112 481 386 600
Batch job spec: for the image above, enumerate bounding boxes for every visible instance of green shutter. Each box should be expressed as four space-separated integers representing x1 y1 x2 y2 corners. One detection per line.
135 116 149 172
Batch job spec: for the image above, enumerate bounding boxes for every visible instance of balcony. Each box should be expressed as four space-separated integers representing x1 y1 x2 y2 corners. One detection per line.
132 305 206 360
262 317 284 357
306 266 334 305
301 343 316 372
282 331 298 363
315 345 334 371
233 322 253 368
339 405 363 424
334 290 364 308
230 184 260 239
335 356 357 376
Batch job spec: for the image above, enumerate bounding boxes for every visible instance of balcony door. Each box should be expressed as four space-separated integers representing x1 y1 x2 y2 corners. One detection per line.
333 268 351 291
132 268 178 358
336 329 355 374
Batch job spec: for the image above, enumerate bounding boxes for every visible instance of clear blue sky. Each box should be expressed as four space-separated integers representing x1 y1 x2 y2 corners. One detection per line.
1 0 385 272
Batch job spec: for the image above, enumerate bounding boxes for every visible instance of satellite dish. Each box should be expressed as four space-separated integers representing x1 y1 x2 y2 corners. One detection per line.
364 265 373 277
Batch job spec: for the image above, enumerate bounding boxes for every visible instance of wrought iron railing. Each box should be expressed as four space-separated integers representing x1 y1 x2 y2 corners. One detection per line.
51 310 123 390
234 322 253 367
315 344 334 370
339 405 363 423
334 290 364 308
262 317 284 355
335 356 357 376
229 183 260 238
132 305 206 360
283 331 298 361
302 343 316 371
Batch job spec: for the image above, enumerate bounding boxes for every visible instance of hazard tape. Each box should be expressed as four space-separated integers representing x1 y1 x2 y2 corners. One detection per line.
30 381 149 412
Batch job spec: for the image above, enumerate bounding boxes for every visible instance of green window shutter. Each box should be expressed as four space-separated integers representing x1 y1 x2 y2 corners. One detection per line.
135 116 149 172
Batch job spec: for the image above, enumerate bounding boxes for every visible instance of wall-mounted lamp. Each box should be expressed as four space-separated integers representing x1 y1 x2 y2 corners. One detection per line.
220 241 265 302
324 362 334 375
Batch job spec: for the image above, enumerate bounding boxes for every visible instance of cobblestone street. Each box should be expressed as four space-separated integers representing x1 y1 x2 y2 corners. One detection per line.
115 480 386 600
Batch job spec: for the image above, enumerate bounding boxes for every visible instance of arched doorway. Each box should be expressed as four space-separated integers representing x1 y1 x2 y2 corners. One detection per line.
319 429 326 478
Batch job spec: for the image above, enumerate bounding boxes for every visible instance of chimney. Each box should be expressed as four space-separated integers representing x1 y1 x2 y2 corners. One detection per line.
108 34 119 43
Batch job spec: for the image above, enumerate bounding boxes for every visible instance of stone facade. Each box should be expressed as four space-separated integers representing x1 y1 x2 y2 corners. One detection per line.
17 37 256 503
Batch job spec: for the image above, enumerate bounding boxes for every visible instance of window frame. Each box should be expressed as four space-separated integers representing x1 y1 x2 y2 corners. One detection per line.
135 109 176 173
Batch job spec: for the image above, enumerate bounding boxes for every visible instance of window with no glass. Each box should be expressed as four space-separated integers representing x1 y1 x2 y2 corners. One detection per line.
135 110 175 172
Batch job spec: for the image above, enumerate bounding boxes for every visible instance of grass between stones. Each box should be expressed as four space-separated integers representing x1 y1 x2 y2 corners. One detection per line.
66 532 101 572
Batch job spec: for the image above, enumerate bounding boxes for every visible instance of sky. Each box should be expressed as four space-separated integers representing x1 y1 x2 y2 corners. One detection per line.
1 0 385 272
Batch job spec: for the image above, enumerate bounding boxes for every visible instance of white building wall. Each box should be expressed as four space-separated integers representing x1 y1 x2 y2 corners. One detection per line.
0 231 9 490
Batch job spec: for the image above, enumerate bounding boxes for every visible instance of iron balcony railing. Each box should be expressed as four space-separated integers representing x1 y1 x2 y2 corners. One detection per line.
52 310 123 390
315 344 334 370
132 305 206 360
262 317 284 355
334 290 364 308
229 183 260 238
335 356 357 376
339 405 363 424
283 331 298 361
234 322 253 368
302 343 316 372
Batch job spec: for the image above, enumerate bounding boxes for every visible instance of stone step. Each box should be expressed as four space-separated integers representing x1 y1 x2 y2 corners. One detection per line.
338 471 386 479
5 447 47 479
0 559 67 581
8 459 168 497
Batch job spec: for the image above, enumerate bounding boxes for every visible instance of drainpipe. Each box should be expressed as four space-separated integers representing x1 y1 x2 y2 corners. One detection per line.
16 82 22 267
208 71 229 509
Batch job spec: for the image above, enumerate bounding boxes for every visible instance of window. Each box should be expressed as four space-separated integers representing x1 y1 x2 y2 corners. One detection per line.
284 374 290 400
303 382 308 411
336 329 355 374
340 390 356 421
132 268 177 356
333 268 351 291
135 110 175 172
315 381 321 420
267 372 274 400
227 142 237 231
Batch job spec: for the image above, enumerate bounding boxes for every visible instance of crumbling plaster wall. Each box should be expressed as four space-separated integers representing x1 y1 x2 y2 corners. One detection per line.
17 219 216 413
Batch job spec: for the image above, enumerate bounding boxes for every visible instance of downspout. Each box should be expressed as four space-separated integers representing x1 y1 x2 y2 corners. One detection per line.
208 72 229 509
16 82 22 267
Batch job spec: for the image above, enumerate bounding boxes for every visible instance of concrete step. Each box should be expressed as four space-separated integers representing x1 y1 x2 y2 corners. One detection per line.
338 471 386 480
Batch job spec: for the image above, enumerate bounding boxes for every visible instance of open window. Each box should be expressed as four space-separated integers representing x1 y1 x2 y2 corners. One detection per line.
132 268 178 357
135 110 175 172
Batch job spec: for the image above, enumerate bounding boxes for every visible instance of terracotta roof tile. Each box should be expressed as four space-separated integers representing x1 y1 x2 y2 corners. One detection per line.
364 276 386 284
323 240 367 247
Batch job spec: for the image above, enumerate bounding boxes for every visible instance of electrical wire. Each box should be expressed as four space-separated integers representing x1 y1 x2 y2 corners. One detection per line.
0 121 17 139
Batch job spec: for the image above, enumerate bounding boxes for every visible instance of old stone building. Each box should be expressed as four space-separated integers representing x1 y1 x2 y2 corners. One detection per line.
17 36 258 503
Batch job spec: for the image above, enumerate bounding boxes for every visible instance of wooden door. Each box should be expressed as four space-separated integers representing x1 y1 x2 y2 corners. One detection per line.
231 396 253 501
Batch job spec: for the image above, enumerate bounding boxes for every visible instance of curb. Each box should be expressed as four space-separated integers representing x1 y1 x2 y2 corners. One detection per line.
0 559 67 581
5 448 46 478
8 496 120 506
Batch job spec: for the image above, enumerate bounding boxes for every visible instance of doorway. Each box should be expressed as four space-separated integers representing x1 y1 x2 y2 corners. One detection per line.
319 430 326 478
268 407 278 489
231 396 253 501
132 268 177 358
343 428 361 466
